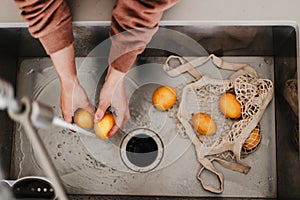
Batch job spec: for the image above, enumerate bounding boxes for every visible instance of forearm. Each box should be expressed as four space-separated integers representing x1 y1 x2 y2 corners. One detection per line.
50 43 94 122
50 43 77 85
109 0 180 73
14 0 74 54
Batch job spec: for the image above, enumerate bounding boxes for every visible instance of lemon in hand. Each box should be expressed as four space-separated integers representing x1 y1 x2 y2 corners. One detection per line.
94 112 115 139
74 108 93 129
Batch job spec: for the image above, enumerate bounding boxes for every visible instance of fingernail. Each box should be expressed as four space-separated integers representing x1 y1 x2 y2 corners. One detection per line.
94 117 99 123
94 110 104 122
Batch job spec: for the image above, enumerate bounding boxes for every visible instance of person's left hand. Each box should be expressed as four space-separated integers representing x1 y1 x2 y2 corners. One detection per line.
60 78 95 122
94 67 130 138
50 44 94 122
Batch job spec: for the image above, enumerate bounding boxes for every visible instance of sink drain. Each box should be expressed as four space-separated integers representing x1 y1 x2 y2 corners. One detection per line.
120 129 164 172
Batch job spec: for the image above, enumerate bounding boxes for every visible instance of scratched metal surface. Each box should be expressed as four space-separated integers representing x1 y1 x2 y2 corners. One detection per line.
13 56 276 197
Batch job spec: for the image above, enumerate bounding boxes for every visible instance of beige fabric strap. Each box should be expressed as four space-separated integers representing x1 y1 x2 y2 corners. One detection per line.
163 54 258 80
197 157 224 194
197 157 251 193
164 55 203 79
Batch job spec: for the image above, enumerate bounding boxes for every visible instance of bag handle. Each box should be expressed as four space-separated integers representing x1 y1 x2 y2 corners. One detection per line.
163 54 258 80
197 157 251 193
197 157 224 194
164 55 203 79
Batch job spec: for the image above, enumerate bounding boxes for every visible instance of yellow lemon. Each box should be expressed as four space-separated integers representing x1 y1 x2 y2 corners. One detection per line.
192 112 217 136
94 112 115 139
152 85 177 111
243 128 261 151
74 108 93 129
219 93 242 119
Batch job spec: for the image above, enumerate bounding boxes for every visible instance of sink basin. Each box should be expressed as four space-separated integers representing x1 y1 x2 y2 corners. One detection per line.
0 23 299 199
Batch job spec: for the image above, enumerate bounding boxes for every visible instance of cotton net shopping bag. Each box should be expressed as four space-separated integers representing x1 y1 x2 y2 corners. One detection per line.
163 54 273 193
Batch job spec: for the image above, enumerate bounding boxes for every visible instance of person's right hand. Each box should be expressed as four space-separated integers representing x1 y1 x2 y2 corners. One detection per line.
94 67 130 138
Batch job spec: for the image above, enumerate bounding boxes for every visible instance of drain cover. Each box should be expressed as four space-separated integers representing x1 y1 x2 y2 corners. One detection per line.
120 129 164 172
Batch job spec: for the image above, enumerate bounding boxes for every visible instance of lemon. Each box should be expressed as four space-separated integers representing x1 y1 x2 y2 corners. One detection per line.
192 112 217 136
94 112 115 139
74 108 93 129
152 85 177 111
243 128 261 151
219 93 242 119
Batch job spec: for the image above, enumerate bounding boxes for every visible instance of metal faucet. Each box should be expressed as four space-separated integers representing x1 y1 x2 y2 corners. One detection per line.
0 79 68 200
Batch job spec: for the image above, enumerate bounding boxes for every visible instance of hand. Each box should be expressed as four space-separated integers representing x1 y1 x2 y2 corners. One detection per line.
50 44 94 122
60 78 94 122
95 67 130 138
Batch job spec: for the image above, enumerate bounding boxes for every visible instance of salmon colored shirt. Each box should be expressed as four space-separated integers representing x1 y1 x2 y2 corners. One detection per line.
14 0 179 72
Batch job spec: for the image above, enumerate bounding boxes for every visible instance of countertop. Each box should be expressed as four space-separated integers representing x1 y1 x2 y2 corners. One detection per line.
1 0 300 26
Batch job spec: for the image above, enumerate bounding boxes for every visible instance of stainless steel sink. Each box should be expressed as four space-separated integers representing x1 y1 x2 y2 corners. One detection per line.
0 23 299 199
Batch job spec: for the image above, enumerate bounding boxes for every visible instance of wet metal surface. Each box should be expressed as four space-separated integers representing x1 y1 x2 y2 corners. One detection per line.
13 56 277 197
1 25 299 199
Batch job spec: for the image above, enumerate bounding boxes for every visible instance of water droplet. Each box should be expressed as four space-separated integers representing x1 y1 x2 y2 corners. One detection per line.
264 58 272 65
57 152 62 156
57 144 62 148
26 68 35 75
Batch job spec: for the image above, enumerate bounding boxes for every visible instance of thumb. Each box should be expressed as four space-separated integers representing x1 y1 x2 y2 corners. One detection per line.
94 103 109 122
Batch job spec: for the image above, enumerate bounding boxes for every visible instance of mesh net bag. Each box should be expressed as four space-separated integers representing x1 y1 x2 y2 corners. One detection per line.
163 54 273 193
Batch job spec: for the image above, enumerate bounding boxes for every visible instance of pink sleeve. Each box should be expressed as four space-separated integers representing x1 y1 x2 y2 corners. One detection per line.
109 0 180 72
14 0 74 54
